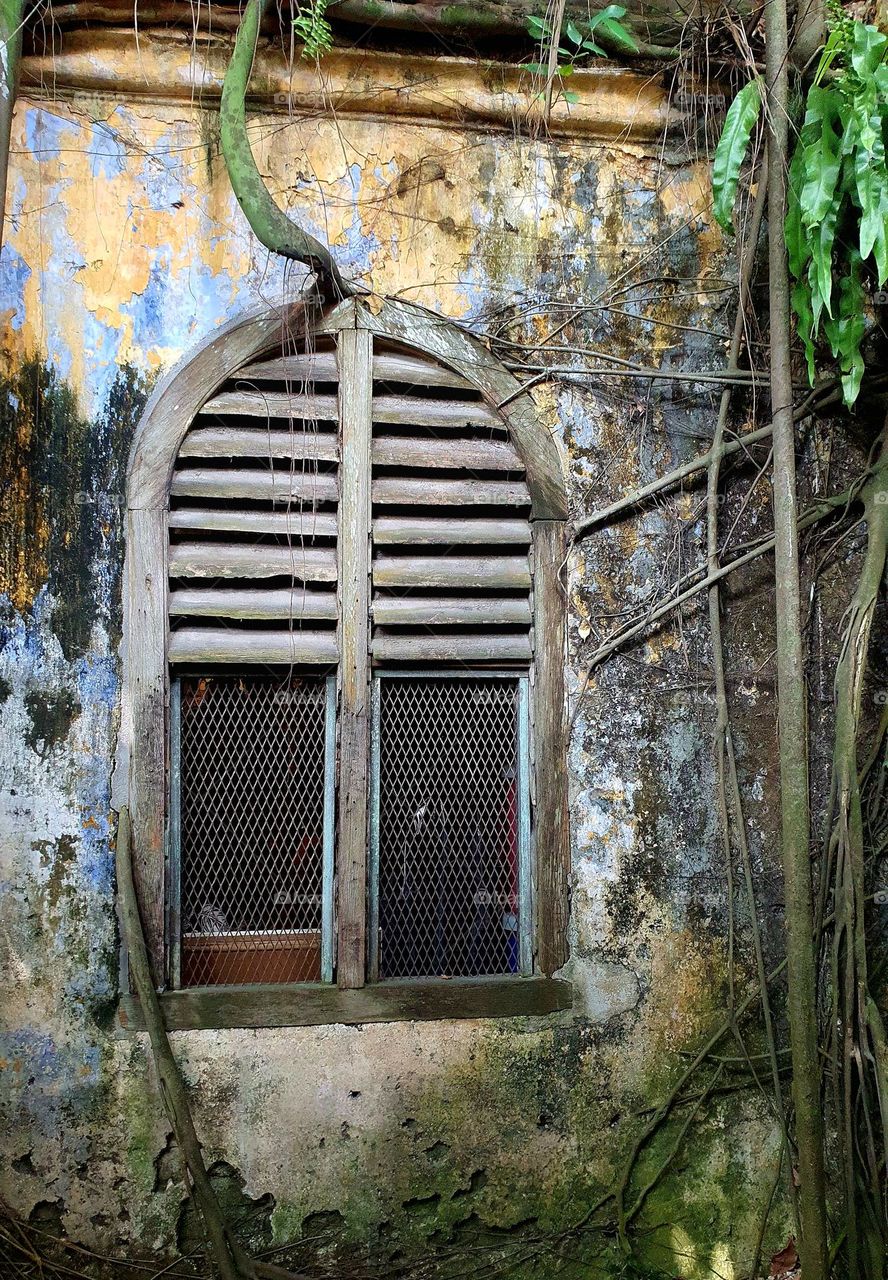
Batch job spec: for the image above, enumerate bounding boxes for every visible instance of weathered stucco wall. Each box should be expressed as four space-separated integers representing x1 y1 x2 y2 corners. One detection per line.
1 34 792 1278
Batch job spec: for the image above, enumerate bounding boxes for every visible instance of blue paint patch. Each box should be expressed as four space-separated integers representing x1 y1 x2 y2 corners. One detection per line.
120 249 238 364
9 173 28 223
0 589 119 1010
24 109 68 162
0 244 31 331
336 208 381 276
135 127 187 213
0 1028 105 1137
79 309 125 419
87 122 128 182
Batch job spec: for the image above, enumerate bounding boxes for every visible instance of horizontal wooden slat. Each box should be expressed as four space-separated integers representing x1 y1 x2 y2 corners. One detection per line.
237 352 340 383
372 596 531 625
373 352 471 389
179 427 338 462
374 395 500 429
372 436 521 471
372 633 532 661
235 351 471 391
200 391 500 431
169 587 338 620
373 516 531 545
169 544 337 581
201 391 339 420
373 555 530 589
168 509 337 537
372 478 530 506
169 628 338 665
170 469 338 503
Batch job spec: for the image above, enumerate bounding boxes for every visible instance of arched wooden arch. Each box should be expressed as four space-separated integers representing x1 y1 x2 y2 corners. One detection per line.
119 295 569 996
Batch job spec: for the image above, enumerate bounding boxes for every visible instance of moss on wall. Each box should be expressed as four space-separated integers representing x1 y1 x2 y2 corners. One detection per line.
0 53 804 1279
0 357 147 659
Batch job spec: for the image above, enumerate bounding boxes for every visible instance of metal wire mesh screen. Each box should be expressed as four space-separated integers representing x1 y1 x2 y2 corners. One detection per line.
374 677 525 979
178 675 327 987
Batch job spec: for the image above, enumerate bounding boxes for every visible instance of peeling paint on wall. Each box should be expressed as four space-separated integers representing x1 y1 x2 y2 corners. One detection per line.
0 35 798 1278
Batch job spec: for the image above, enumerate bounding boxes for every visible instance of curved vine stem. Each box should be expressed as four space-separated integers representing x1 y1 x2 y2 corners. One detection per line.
219 0 353 300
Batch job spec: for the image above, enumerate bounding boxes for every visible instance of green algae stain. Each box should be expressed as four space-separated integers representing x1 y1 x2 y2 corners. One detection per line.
0 357 148 658
441 4 501 27
23 687 80 757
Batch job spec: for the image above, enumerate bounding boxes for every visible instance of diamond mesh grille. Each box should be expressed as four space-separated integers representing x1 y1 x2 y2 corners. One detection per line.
179 675 327 987
375 677 523 979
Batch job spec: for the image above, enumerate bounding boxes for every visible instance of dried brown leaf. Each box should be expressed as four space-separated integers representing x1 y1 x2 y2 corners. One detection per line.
770 1236 800 1277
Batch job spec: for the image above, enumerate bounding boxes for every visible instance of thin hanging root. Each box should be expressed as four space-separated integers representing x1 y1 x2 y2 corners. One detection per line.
613 957 788 1253
624 1067 724 1234
750 1137 787 1280
116 808 313 1280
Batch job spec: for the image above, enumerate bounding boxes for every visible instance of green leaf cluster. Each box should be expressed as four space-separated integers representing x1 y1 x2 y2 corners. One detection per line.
711 78 762 235
522 7 638 101
293 0 333 58
711 18 888 406
787 21 888 404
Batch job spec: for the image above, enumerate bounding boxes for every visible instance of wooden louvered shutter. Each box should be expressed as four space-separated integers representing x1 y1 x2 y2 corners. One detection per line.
369 344 533 664
167 342 340 664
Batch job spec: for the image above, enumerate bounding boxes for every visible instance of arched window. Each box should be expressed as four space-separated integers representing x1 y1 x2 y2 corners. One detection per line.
120 297 569 1026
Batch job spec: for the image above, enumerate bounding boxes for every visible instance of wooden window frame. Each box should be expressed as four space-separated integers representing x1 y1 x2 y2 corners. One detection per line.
116 296 570 1031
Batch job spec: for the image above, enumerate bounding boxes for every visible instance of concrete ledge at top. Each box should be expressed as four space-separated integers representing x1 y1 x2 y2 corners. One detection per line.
19 30 680 143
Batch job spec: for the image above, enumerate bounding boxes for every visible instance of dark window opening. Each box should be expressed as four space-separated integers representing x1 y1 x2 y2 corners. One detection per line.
372 675 530 980
175 673 331 987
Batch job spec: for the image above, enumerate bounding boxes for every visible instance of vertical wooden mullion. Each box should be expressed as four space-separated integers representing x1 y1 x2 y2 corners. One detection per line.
532 518 569 974
336 322 373 988
124 503 169 986
168 677 182 990
367 676 381 982
517 675 533 976
321 674 338 983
